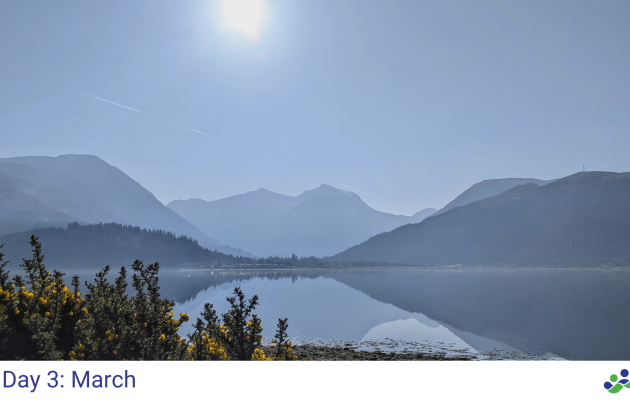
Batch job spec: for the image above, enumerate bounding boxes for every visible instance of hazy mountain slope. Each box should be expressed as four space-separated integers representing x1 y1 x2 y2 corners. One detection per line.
168 188 300 251
0 155 226 251
332 172 630 266
296 184 348 202
168 184 436 257
0 223 249 271
270 191 421 257
433 178 552 216
0 167 77 234
408 208 438 223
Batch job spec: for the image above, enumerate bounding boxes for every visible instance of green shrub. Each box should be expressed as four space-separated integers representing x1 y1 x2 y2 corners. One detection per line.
0 236 296 361
272 317 297 360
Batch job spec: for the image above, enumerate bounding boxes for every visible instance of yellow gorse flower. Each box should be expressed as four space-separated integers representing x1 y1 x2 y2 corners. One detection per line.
251 348 272 361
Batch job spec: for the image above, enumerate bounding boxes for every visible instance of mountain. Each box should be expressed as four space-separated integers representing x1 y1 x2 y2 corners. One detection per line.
168 184 436 257
168 188 299 255
0 223 252 271
408 208 438 223
0 155 250 256
433 178 553 216
332 172 630 266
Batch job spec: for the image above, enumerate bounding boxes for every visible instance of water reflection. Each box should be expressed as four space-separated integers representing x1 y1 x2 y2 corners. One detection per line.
362 318 468 346
359 319 475 355
157 268 630 360
170 275 442 343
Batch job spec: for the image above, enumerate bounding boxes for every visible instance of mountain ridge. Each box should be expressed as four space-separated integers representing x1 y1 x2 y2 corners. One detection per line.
331 171 630 266
168 184 436 257
433 177 553 216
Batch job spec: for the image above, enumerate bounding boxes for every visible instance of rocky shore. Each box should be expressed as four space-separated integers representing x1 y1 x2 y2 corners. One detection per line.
261 343 472 361
260 338 562 360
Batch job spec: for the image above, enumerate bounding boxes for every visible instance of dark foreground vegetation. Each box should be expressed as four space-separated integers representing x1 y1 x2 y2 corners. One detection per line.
0 237 296 361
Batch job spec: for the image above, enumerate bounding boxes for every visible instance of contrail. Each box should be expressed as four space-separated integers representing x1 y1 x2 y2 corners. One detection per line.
37 78 233 145
329 179 399 207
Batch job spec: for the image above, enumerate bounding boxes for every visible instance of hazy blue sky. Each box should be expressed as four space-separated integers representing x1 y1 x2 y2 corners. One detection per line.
1 0 629 215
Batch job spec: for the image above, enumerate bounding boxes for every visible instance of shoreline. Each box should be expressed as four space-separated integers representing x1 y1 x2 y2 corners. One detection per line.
168 264 629 271
259 339 563 361
261 344 473 361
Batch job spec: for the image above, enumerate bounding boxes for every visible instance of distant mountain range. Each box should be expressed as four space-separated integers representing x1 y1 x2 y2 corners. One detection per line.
332 172 630 266
0 155 251 257
5 153 626 267
432 178 553 216
168 185 436 257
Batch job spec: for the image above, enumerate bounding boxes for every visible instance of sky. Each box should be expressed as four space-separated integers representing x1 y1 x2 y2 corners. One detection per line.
1 0 629 216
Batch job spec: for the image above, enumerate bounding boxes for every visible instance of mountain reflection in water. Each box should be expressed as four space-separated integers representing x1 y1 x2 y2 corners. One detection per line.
158 268 630 360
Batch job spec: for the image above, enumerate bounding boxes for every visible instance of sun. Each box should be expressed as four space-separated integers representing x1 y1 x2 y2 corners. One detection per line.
224 0 263 42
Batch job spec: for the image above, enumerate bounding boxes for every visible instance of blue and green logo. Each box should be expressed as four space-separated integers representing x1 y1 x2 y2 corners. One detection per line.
604 369 630 394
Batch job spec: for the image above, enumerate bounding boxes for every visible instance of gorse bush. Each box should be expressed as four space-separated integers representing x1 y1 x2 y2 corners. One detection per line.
271 317 297 360
0 236 295 361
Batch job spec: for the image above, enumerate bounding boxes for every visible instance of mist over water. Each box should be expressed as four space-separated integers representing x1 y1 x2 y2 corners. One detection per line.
158 268 630 360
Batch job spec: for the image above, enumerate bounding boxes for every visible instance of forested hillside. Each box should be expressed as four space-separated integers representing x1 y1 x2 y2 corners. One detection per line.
0 223 248 270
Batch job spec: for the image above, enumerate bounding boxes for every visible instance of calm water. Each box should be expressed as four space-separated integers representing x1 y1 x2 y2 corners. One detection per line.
153 267 630 360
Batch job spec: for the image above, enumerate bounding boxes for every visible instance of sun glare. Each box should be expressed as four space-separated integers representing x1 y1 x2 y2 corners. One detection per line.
224 0 263 42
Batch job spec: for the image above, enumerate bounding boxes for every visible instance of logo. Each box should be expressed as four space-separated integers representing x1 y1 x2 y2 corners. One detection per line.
604 369 630 394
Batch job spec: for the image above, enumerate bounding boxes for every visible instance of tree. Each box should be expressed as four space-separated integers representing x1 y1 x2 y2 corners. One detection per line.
272 318 297 360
